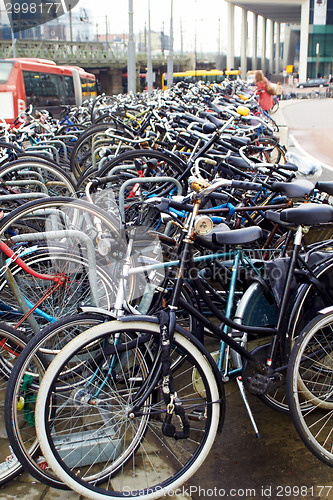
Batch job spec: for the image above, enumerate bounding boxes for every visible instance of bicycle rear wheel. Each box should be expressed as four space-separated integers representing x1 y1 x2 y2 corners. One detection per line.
0 246 117 333
35 320 222 499
287 310 333 466
0 159 77 198
0 197 134 333
77 148 186 195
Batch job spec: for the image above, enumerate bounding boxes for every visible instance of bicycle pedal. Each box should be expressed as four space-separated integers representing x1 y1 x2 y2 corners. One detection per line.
244 373 273 396
187 408 206 421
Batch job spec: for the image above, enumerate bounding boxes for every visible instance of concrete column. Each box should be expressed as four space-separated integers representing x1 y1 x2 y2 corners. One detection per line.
269 20 274 75
252 13 258 70
127 0 136 93
299 0 310 81
275 22 281 75
261 16 267 74
240 8 247 78
227 2 235 69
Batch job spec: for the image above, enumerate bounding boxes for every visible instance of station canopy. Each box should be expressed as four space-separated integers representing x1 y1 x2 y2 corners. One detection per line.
225 0 302 24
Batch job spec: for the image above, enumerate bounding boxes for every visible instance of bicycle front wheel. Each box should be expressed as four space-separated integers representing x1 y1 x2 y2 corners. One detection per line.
0 323 29 486
287 310 333 466
5 312 114 489
35 320 222 499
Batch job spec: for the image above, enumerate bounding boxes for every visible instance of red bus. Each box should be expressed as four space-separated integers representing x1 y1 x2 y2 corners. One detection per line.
0 58 97 123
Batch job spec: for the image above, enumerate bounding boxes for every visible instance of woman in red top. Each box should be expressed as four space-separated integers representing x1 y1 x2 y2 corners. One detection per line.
254 70 274 111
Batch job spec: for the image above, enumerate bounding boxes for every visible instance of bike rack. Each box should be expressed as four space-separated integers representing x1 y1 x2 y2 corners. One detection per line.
11 230 101 308
0 192 49 201
3 179 49 194
25 144 60 163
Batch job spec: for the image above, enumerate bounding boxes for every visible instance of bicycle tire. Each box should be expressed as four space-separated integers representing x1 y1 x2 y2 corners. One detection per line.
0 158 78 198
0 322 30 486
252 137 286 164
76 147 186 191
0 197 137 331
69 123 125 181
5 312 114 489
234 257 333 413
0 246 118 333
35 319 222 499
287 310 333 466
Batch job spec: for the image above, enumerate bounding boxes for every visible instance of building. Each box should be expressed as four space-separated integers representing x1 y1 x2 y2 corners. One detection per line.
225 0 333 81
137 30 170 54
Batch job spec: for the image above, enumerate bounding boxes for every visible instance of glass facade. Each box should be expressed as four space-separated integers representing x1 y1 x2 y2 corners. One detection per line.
308 0 333 77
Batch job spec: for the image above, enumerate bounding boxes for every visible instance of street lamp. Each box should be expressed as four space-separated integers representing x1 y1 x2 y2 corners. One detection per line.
147 0 153 95
166 0 173 88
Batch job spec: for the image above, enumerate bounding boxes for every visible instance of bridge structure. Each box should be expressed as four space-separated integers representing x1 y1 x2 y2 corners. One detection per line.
0 39 193 93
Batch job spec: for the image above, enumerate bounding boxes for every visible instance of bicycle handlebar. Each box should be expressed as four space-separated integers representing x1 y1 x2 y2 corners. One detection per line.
230 179 262 191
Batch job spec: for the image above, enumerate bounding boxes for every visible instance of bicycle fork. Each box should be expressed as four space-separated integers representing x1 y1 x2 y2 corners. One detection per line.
217 248 260 438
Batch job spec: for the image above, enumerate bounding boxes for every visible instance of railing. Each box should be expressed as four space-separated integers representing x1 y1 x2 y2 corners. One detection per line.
0 40 192 69
282 87 332 100
0 40 119 66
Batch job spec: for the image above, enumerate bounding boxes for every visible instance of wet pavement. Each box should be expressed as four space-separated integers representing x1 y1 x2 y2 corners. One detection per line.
3 381 332 500
1 97 333 500
184 383 333 500
279 97 333 172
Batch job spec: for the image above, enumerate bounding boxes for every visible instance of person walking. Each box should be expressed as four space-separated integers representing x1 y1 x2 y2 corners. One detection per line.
254 70 274 111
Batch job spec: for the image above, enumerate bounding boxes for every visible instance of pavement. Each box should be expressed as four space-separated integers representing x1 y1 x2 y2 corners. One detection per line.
273 90 333 176
2 95 333 500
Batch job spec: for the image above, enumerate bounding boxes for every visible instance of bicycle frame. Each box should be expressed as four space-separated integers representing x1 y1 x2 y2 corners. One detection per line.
115 200 333 386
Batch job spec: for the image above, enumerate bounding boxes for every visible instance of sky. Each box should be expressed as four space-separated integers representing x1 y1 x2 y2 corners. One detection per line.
0 0 245 54
69 0 231 53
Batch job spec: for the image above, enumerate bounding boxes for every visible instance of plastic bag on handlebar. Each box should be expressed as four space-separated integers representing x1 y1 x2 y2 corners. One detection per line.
285 151 322 180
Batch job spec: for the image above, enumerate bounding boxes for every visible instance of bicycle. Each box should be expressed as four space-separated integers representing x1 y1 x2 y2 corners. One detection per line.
33 178 333 499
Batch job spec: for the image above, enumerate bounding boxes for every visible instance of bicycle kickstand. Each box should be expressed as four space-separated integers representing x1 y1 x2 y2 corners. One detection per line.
236 376 260 438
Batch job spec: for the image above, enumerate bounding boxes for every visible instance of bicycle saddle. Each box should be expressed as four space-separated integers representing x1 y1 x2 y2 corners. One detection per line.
280 203 333 225
225 155 251 169
316 181 333 196
212 226 263 246
264 210 294 227
270 179 314 198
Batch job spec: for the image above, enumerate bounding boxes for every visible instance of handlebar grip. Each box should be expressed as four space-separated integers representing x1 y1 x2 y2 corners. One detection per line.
231 180 262 191
168 199 194 212
278 162 298 172
151 198 193 214
90 174 133 187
